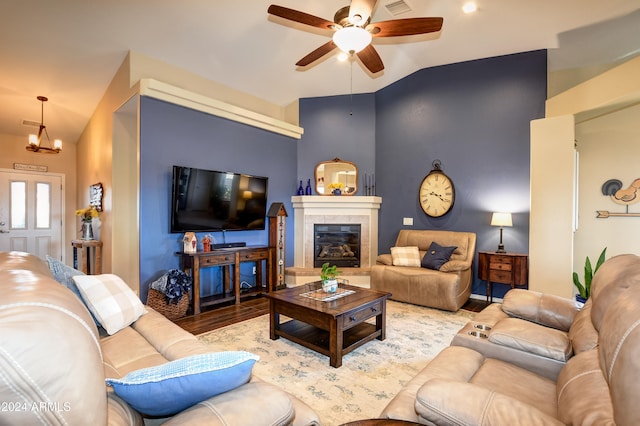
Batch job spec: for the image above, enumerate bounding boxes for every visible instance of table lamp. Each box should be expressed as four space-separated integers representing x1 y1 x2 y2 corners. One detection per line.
491 212 512 253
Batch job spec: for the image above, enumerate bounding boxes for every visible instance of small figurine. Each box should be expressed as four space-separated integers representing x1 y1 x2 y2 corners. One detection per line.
183 232 197 253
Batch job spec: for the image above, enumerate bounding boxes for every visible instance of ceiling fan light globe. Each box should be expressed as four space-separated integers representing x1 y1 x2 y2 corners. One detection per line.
332 27 372 54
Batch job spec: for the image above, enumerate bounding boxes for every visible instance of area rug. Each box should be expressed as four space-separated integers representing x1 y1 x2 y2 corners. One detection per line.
198 301 474 426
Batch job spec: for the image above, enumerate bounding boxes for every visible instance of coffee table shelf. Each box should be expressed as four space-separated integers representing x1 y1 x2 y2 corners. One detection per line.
278 320 381 358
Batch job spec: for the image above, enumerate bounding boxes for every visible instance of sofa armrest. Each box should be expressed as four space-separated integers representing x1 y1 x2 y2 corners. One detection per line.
160 382 298 426
376 254 393 266
502 289 578 332
439 259 471 272
415 379 564 425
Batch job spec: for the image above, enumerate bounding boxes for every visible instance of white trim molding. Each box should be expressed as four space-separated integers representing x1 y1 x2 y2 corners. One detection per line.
139 78 304 139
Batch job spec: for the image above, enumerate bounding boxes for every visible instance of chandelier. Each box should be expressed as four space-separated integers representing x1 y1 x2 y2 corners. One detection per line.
26 96 62 154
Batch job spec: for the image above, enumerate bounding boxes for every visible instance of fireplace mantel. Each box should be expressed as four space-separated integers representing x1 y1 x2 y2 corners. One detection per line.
289 196 382 286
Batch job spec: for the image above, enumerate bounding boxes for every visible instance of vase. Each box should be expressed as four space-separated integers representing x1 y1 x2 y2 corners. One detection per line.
305 179 312 195
297 180 304 195
333 188 342 196
322 279 338 293
81 221 94 240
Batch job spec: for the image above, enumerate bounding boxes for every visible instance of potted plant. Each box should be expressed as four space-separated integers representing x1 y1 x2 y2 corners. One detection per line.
75 205 99 240
573 247 607 305
320 262 341 293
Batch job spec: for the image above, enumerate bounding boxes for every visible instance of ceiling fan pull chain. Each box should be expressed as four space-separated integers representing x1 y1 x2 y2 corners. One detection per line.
350 56 354 116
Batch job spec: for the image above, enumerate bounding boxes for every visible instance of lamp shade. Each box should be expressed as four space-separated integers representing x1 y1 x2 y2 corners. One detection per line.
332 26 372 53
491 212 512 227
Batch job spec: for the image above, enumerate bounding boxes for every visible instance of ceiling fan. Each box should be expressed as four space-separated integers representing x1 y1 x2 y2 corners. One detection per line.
267 0 443 74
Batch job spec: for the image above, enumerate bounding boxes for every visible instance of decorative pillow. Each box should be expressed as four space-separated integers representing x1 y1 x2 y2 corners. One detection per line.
72 274 146 335
106 351 259 416
46 256 102 328
390 246 421 267
421 242 457 270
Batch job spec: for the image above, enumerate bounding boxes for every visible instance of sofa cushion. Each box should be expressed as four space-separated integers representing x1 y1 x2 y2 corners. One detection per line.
73 274 146 335
46 255 103 328
488 318 573 362
106 351 259 417
421 241 457 270
391 246 421 267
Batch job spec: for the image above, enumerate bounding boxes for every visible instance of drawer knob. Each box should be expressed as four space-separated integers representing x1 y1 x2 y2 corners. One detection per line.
371 307 377 313
350 316 357 322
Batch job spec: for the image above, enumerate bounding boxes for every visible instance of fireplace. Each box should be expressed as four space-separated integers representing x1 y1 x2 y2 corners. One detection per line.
288 195 382 287
314 224 361 268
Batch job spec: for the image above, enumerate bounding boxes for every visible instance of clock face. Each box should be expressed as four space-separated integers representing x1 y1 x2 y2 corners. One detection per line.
419 171 455 217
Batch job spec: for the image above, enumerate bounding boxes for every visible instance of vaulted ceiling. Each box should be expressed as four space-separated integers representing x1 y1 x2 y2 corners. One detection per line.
2 0 639 145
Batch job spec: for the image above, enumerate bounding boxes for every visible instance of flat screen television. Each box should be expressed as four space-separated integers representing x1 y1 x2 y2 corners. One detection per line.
170 165 268 233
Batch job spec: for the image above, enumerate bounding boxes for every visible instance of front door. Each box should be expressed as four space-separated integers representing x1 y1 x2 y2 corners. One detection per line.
0 168 64 261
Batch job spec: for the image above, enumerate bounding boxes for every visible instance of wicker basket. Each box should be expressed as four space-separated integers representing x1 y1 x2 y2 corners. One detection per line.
146 288 189 320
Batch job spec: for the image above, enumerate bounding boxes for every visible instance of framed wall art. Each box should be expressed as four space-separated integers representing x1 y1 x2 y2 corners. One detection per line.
90 182 103 212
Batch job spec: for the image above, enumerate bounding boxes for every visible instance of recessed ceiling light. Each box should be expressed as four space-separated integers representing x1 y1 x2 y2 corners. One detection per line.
462 2 477 14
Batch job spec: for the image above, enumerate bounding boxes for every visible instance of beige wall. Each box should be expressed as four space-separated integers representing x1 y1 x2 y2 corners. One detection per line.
574 103 640 272
0 133 77 262
530 55 640 298
529 116 576 297
75 54 139 288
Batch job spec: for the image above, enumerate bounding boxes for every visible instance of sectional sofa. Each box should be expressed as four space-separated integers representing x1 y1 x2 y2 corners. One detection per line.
0 251 320 425
380 253 640 424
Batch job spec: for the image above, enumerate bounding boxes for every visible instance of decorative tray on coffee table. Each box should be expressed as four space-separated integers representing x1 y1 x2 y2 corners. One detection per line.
299 287 355 302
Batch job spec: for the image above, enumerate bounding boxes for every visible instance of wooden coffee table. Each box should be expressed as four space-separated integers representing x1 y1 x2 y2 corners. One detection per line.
263 282 391 368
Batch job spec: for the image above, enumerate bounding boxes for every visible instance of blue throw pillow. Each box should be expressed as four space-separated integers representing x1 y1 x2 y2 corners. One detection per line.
421 242 457 270
46 255 102 328
106 351 259 417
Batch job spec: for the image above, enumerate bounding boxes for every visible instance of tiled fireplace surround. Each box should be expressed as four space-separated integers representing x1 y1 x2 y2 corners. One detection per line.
285 195 382 287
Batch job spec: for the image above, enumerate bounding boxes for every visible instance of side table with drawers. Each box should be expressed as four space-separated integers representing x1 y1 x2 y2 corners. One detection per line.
478 251 528 302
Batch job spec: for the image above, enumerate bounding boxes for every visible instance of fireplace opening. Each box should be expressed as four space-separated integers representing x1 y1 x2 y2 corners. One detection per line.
314 224 361 268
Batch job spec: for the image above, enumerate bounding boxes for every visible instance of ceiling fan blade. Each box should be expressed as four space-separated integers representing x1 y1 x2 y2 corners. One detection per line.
296 41 338 67
268 5 336 30
368 17 443 37
349 0 378 26
357 44 384 73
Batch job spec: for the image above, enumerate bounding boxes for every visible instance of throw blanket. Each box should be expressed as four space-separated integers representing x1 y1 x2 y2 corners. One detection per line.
150 270 192 304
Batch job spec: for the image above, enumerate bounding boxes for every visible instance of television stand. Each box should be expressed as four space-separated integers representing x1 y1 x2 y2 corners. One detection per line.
178 245 273 315
213 242 246 249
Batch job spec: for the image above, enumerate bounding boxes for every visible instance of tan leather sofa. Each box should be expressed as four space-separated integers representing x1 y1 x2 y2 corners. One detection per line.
371 230 476 311
380 253 640 425
0 251 320 425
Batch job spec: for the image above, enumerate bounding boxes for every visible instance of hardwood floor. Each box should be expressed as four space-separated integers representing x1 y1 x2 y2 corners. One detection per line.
173 294 490 336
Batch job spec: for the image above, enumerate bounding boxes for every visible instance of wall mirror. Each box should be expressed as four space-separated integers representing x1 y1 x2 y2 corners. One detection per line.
315 158 358 195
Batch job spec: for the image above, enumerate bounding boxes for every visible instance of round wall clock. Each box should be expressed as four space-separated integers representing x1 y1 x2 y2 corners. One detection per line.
419 160 455 218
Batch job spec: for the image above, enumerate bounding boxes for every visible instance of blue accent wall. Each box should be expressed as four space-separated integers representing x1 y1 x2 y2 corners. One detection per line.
137 50 547 301
298 93 376 193
139 97 297 300
374 50 547 297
